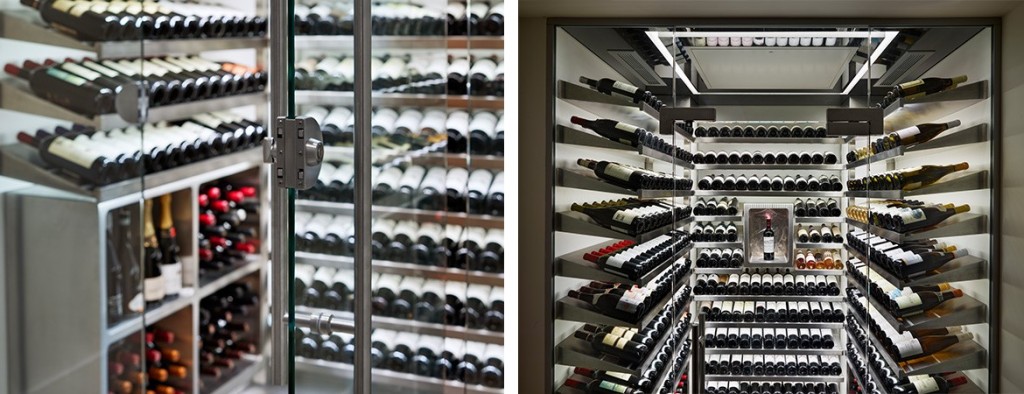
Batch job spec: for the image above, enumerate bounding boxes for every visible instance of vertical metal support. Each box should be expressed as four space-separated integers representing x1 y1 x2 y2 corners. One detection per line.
268 0 290 386
353 0 373 392
692 312 705 394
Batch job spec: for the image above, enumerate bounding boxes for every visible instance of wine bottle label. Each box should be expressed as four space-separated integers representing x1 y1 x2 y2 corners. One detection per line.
602 163 636 182
894 293 923 309
69 2 95 16
48 137 100 168
911 378 942 394
46 68 88 87
894 126 922 140
605 255 627 268
614 122 638 133
615 291 644 313
61 63 103 81
902 254 924 266
50 0 76 12
763 237 774 253
899 79 926 90
161 261 182 294
894 339 924 357
598 381 629 393
612 81 640 94
605 371 632 380
612 210 638 225
125 3 144 15
143 275 166 301
899 209 927 225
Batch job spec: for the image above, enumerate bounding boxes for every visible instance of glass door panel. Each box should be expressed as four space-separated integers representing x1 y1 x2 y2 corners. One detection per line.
285 0 505 392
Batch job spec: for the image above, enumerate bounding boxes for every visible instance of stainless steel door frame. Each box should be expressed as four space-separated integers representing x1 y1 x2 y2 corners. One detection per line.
268 0 373 391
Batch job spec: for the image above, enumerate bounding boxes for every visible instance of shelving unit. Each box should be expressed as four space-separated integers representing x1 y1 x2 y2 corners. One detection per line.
293 35 504 50
554 239 692 285
695 190 845 197
556 278 692 328
847 277 988 332
844 214 987 243
844 170 989 198
556 168 694 198
843 245 987 287
295 305 503 345
880 81 990 132
296 199 504 229
295 251 504 286
294 90 505 110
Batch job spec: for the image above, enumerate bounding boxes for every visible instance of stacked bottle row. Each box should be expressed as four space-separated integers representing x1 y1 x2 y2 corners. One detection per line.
704 381 840 394
845 299 973 392
694 274 840 296
296 328 505 388
293 1 504 36
693 151 838 165
847 288 974 365
705 354 843 376
846 162 970 192
22 0 268 41
694 124 829 139
295 212 504 273
577 158 693 191
847 258 965 319
17 112 264 186
295 264 505 331
108 328 191 394
295 54 503 96
698 300 846 323
569 116 692 162
581 232 693 281
681 34 852 48
133 194 188 310
4 56 265 116
846 229 969 282
564 333 692 394
845 337 883 394
302 163 505 215
846 200 971 233
876 75 969 109
697 173 843 192
796 225 842 244
704 328 836 350
198 282 260 385
795 198 841 217
692 222 739 243
570 198 693 237
301 106 505 155
695 248 744 268
693 198 739 216
566 262 693 324
198 183 261 282
794 250 843 270
573 311 692 366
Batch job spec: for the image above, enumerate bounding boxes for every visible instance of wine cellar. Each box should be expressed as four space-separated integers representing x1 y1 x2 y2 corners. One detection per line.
546 22 995 394
0 0 505 393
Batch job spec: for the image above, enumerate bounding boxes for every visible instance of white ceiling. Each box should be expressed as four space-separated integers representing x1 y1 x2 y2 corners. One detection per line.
521 0 1024 18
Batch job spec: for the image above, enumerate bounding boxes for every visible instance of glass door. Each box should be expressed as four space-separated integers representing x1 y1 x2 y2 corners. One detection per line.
275 0 505 392
2 1 271 393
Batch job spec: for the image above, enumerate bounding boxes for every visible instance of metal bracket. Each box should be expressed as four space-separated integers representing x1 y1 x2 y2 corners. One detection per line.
114 81 149 124
658 107 716 135
263 116 324 190
826 107 884 136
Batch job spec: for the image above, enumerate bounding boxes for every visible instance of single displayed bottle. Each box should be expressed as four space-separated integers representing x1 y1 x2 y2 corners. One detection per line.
891 289 964 317
893 374 969 394
142 200 166 302
893 332 974 362
579 75 652 105
883 120 962 151
885 75 969 106
156 194 183 297
570 116 641 147
762 216 775 260
896 204 971 232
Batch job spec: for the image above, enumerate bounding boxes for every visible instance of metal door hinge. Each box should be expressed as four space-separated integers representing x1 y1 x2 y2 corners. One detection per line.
263 116 324 190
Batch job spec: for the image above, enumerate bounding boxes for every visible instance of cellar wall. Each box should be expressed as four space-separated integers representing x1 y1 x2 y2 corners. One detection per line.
518 16 549 394
999 3 1024 393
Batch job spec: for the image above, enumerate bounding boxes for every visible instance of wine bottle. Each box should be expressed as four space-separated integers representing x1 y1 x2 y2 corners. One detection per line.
142 199 166 302
570 116 643 147
579 76 652 105
895 204 970 232
5 62 117 116
893 332 973 362
891 289 964 317
883 120 962 151
156 194 183 297
762 216 775 260
885 76 968 105
893 374 969 394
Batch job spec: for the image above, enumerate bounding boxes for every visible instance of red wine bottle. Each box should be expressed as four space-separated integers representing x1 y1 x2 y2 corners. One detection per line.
17 130 117 185
4 62 116 115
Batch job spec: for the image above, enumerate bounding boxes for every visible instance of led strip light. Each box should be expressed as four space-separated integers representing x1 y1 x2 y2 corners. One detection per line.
644 30 899 96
